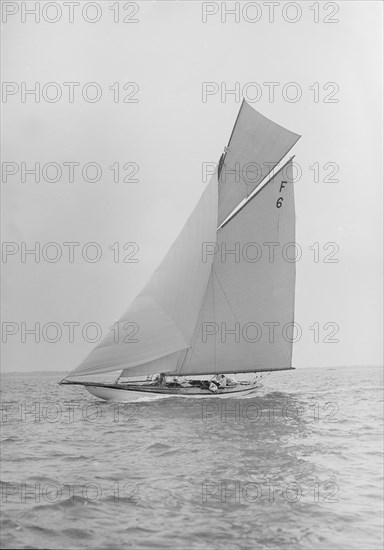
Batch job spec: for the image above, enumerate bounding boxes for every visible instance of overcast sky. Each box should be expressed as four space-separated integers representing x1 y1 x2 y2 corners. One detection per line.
2 1 383 372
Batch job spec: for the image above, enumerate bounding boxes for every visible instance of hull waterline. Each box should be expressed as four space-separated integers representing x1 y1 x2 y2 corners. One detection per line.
65 382 261 402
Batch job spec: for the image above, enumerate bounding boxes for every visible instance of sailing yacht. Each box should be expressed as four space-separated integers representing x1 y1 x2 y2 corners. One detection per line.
60 100 301 401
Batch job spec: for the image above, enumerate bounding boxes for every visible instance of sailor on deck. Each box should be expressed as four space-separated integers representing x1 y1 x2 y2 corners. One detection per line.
154 373 166 386
208 381 218 393
211 374 227 389
212 374 237 388
225 375 237 386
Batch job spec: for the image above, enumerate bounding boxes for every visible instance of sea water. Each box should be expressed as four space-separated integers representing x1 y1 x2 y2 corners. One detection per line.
1 366 383 550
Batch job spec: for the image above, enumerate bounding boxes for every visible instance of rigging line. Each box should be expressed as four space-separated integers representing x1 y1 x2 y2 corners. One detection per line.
285 186 296 368
192 273 217 375
212 265 237 322
212 269 217 373
226 98 246 150
211 266 260 366
217 99 245 184
177 267 214 375
175 347 190 376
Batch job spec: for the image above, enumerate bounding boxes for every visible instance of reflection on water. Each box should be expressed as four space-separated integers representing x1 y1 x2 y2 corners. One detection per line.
1 366 383 549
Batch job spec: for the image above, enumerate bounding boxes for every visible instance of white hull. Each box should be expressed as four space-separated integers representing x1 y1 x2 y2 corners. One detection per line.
85 383 260 402
85 385 168 402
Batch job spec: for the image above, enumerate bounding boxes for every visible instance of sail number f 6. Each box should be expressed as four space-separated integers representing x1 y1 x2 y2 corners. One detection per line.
276 180 287 208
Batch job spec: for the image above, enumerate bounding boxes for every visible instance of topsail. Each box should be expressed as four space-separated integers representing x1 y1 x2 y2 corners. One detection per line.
217 100 300 225
68 102 300 379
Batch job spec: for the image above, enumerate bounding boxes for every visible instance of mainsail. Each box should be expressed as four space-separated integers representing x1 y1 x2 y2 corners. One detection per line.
177 160 296 376
67 102 300 380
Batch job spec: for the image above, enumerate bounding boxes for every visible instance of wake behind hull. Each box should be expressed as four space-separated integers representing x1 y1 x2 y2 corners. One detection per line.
80 382 260 402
